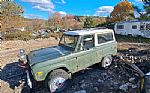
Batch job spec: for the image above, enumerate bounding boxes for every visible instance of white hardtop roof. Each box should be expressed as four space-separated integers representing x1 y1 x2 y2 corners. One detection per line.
64 29 113 36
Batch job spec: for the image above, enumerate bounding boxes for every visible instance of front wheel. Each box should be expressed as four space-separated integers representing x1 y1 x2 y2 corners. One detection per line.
101 55 112 69
45 69 69 93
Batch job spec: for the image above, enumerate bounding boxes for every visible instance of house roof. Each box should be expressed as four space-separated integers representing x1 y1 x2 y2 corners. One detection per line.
116 20 150 24
64 29 113 36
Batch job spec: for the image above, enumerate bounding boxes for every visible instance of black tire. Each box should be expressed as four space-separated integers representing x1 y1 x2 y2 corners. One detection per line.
45 69 69 93
21 86 31 93
101 55 112 69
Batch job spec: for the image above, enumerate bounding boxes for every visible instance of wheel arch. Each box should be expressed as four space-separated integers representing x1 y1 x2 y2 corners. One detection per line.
101 54 113 61
44 65 71 81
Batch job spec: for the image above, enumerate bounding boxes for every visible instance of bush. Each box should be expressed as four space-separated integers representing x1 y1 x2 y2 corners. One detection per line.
50 32 63 39
5 31 33 41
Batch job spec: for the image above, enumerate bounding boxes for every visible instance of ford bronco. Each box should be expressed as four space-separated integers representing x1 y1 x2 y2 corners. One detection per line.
18 28 117 92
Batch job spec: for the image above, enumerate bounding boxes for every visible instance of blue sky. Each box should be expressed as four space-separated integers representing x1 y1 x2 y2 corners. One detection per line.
15 0 144 19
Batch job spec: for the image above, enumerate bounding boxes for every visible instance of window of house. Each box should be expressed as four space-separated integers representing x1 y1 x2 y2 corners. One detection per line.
132 25 137 29
140 25 145 30
117 25 124 29
97 33 114 44
146 24 150 30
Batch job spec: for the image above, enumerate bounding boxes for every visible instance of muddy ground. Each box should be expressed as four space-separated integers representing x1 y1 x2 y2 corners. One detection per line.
0 38 150 93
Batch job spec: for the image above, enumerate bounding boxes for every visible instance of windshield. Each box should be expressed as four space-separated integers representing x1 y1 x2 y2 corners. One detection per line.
59 34 79 49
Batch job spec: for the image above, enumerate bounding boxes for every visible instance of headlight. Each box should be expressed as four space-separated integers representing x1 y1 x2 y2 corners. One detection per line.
19 49 27 66
20 49 25 54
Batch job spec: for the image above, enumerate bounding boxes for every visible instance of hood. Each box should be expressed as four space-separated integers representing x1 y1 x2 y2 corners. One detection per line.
28 45 72 66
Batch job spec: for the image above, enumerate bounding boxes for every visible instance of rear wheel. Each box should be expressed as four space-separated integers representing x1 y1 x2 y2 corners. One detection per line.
101 56 112 69
45 69 69 93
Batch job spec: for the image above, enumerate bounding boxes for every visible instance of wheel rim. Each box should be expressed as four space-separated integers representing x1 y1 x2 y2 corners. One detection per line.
105 58 112 67
49 77 66 92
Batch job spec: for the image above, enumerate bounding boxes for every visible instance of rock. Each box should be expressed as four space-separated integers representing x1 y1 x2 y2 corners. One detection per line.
74 90 87 93
80 80 85 83
113 81 118 85
119 83 129 91
98 79 103 83
129 78 135 82
101 73 107 76
131 84 137 89
80 83 86 88
146 72 150 75
119 83 137 91
94 87 98 92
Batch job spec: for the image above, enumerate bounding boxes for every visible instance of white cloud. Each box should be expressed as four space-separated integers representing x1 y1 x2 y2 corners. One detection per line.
135 0 143 2
24 14 45 19
58 11 67 15
97 6 114 13
54 0 66 4
21 0 54 12
61 0 66 4
21 0 51 4
32 5 54 12
94 6 114 17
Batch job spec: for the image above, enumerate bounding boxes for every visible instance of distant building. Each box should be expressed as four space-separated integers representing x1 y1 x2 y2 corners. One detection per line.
114 20 150 38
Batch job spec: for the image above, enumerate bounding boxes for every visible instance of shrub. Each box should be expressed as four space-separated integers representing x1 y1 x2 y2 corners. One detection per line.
5 31 33 41
50 32 63 39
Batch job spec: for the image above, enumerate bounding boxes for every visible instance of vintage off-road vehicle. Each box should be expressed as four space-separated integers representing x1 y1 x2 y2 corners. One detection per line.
18 28 117 92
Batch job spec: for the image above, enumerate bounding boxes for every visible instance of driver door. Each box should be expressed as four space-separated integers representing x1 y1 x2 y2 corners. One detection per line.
76 34 96 70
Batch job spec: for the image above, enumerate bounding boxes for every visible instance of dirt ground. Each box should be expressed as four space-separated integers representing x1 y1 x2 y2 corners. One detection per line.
0 37 58 66
0 39 150 93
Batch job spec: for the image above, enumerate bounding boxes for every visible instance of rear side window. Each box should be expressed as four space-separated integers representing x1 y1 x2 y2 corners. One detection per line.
97 33 114 44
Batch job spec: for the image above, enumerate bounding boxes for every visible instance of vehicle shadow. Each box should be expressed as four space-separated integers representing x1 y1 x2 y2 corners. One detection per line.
0 62 26 90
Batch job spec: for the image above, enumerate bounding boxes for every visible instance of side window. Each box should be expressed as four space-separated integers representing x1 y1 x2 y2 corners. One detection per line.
83 35 94 50
132 25 137 29
97 33 114 44
146 24 150 30
117 25 124 29
140 25 145 30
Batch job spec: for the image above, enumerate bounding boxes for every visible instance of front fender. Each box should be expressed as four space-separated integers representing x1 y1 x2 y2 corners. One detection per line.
33 63 71 81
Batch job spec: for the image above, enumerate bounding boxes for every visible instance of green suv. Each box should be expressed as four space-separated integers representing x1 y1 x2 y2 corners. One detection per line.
18 28 117 92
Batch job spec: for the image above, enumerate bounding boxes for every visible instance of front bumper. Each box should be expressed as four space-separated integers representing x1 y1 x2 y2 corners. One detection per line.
26 70 32 88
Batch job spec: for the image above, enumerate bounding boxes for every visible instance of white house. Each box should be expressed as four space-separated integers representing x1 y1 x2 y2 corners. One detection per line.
114 20 150 38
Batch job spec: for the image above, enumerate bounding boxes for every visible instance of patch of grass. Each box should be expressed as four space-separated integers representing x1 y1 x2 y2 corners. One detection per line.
115 34 150 43
5 31 33 41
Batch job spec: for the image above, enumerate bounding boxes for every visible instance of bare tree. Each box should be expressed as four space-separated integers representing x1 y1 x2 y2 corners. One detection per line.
0 1 24 32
